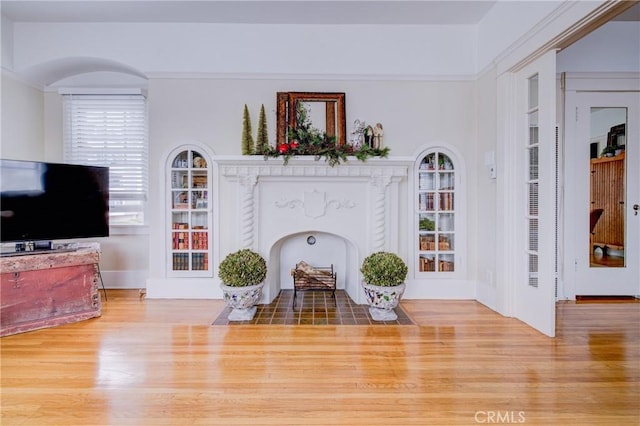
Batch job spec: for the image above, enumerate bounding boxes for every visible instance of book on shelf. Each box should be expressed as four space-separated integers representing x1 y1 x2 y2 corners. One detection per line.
172 253 189 270
172 232 189 250
192 175 207 188
438 260 455 272
171 253 209 271
419 257 454 272
439 193 454 210
419 257 435 272
438 236 450 250
191 253 209 271
191 232 208 250
419 236 435 251
419 193 435 211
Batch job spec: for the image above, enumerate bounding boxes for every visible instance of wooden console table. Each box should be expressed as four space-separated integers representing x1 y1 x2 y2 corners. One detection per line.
1 245 102 337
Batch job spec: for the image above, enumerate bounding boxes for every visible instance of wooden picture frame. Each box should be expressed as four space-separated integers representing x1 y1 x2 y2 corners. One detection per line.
276 92 346 146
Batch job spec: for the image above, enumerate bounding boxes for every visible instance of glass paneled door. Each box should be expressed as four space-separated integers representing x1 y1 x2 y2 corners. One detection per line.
499 50 557 337
566 91 639 296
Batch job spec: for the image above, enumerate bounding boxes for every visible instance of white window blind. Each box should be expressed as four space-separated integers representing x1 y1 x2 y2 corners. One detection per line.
63 94 148 226
526 75 539 288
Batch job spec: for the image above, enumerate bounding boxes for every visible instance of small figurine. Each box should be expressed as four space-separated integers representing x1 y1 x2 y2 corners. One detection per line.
350 119 366 148
372 123 384 149
364 125 374 147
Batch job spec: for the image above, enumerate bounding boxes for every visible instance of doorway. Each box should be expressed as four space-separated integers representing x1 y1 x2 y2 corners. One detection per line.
564 87 640 297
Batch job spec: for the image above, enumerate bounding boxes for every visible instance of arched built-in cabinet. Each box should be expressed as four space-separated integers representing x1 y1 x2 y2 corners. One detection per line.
166 147 213 277
415 148 464 276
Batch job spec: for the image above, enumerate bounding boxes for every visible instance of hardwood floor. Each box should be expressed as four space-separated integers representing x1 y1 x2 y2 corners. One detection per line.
1 290 638 425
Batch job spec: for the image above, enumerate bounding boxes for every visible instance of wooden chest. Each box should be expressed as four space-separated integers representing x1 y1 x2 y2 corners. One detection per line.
1 247 102 337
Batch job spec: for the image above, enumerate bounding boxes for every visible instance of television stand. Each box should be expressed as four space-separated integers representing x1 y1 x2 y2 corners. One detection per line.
0 241 82 258
0 248 77 258
0 243 102 337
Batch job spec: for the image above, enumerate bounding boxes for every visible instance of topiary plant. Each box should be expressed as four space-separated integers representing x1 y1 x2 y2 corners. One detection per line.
241 104 255 155
360 251 408 287
218 249 267 287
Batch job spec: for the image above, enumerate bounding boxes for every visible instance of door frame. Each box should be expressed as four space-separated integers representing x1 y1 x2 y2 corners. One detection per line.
560 73 640 299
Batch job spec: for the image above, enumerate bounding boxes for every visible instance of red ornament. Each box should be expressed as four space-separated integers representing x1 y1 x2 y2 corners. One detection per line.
290 140 299 150
277 143 290 154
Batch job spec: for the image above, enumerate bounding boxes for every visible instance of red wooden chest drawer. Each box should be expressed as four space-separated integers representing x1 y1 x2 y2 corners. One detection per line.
1 247 102 337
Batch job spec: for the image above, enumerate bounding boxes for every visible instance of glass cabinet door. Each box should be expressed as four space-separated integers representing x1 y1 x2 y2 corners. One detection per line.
168 149 212 276
417 152 456 273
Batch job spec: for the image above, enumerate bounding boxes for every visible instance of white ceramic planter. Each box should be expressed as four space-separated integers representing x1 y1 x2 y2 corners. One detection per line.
220 282 264 321
361 282 406 321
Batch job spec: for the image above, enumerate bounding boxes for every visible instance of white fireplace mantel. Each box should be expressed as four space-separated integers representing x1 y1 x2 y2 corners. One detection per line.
216 156 411 303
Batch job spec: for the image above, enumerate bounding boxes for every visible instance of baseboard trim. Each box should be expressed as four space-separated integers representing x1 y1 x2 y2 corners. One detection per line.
99 270 148 289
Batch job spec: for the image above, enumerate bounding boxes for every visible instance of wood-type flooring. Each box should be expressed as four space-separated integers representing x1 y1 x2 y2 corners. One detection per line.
1 290 638 425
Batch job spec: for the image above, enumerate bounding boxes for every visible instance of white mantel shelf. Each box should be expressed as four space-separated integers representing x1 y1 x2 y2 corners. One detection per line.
215 155 414 177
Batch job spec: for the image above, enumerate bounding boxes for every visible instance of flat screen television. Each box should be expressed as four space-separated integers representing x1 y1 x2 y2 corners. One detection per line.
1 159 109 246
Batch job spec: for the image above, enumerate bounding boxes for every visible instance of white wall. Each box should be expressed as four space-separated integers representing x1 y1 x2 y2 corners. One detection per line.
477 1 563 72
42 91 63 161
97 234 150 290
557 22 640 73
146 77 476 157
1 15 14 70
0 74 44 160
473 67 499 310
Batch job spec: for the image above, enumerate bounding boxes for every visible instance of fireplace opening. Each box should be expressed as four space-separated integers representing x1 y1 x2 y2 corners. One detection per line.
263 231 361 304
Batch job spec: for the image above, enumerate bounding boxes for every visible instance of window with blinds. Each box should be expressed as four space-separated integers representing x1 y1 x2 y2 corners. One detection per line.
63 94 148 226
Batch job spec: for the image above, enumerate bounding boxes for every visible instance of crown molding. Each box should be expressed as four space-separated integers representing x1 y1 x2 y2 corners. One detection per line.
143 71 477 82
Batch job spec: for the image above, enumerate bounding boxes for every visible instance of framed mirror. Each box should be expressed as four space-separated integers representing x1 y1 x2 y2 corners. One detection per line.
588 108 627 268
277 92 346 146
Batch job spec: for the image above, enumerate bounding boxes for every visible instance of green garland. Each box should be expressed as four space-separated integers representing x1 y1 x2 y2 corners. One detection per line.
261 103 389 167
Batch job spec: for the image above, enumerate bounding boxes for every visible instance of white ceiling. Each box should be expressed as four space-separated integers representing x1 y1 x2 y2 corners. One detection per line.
1 1 499 25
3 1 637 25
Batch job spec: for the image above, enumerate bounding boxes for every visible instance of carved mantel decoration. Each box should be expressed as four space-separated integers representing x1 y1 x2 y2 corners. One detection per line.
275 189 356 219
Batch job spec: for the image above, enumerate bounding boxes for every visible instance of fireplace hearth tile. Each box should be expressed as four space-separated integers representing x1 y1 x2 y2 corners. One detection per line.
212 289 415 326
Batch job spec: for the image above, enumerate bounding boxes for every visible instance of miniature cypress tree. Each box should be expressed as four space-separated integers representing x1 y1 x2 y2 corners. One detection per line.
241 104 254 155
256 104 269 154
